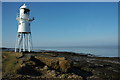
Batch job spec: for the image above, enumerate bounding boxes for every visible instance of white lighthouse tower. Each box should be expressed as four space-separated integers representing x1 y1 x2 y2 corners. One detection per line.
15 4 34 52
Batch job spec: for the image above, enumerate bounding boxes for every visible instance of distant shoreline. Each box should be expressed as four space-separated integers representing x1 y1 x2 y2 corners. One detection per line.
1 47 119 58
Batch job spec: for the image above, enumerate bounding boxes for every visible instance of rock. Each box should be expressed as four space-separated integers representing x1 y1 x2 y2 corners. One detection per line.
2 55 7 59
59 59 72 72
88 76 100 80
46 70 57 77
59 74 66 78
35 56 73 72
67 74 83 79
21 61 35 67
30 56 45 68
17 60 41 76
2 51 120 79
43 65 49 70
58 57 66 60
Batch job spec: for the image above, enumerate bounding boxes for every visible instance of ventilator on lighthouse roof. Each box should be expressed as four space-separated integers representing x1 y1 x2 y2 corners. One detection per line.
20 4 29 9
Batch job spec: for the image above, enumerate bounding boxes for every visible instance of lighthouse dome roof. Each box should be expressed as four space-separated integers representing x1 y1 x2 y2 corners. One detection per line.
20 4 28 9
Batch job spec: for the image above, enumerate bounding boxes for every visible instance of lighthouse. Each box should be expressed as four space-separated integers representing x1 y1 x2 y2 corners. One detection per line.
15 4 34 52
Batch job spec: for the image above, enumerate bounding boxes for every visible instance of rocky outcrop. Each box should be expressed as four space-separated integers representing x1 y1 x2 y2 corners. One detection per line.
17 60 41 76
14 55 82 79
59 59 72 72
2 51 120 80
33 56 72 73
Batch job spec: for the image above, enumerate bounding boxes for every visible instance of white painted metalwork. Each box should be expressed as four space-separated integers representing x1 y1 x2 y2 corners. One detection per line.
15 4 34 52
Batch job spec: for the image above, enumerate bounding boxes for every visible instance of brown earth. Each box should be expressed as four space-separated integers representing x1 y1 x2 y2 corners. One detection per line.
2 50 120 80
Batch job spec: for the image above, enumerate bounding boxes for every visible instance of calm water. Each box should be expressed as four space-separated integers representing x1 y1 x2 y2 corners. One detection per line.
33 47 118 57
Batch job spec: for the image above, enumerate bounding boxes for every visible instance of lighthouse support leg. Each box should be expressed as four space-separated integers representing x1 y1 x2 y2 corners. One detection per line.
27 33 32 52
15 33 18 52
30 33 33 51
25 34 28 51
23 33 25 52
28 34 31 52
18 33 23 52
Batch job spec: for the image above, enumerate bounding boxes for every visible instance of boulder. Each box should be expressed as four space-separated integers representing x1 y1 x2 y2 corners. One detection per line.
35 56 73 72
59 59 72 72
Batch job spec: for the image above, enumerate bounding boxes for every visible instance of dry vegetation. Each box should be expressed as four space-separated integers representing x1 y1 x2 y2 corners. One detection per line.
2 51 120 80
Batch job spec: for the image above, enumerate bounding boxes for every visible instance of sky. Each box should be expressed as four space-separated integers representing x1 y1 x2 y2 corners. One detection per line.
2 2 118 48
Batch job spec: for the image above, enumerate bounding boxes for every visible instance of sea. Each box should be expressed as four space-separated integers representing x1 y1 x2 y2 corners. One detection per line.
33 47 119 57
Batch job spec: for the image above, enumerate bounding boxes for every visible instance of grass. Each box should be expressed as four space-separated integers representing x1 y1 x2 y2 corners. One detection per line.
2 51 22 77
